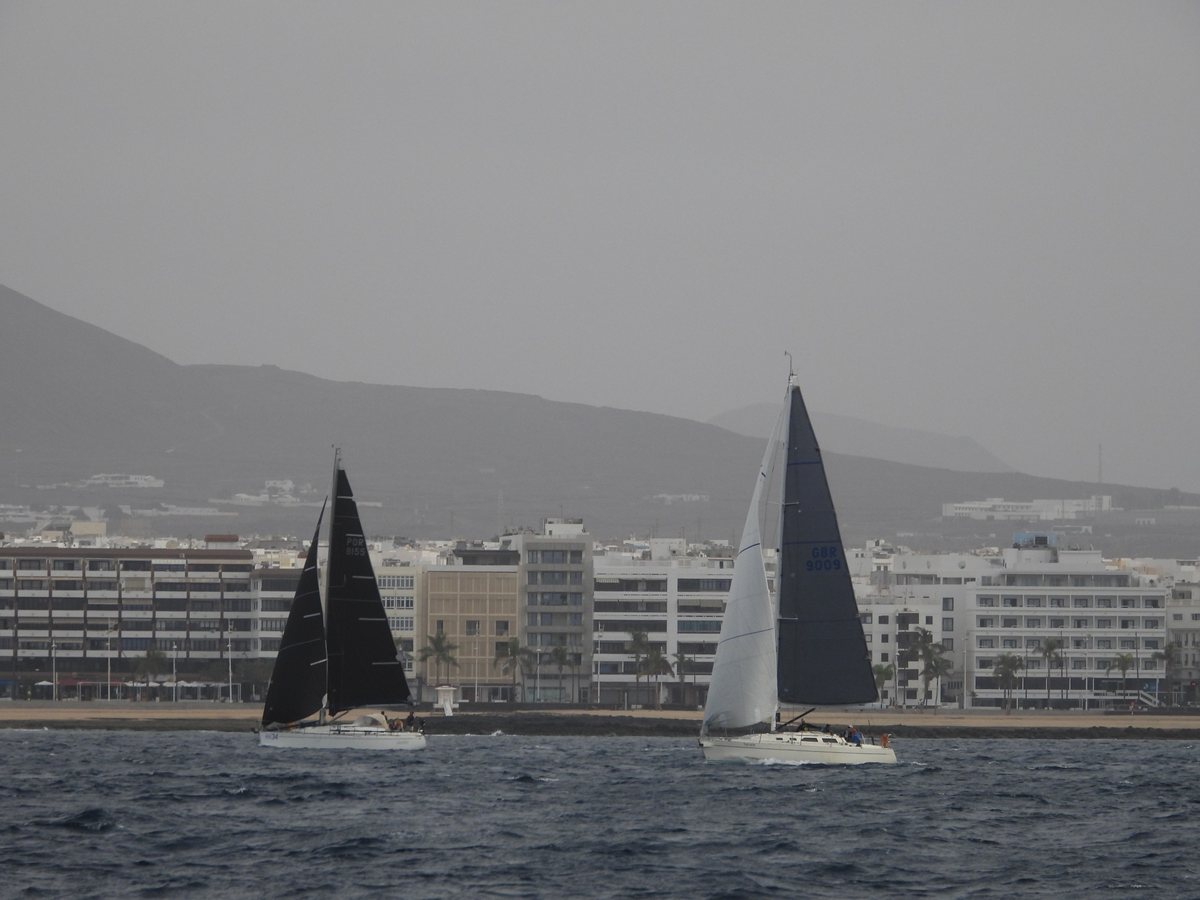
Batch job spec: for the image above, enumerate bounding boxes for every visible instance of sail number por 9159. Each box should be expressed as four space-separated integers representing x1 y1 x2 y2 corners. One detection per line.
805 545 841 571
346 535 368 557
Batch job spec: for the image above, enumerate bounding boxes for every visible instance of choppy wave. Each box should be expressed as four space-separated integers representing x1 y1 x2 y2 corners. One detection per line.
2 731 1199 898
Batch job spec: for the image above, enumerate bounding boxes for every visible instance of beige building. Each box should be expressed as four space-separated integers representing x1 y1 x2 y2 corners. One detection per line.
419 546 520 703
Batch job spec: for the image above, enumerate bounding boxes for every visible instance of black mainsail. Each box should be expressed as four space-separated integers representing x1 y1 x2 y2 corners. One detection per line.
262 508 329 727
776 383 878 706
325 464 411 714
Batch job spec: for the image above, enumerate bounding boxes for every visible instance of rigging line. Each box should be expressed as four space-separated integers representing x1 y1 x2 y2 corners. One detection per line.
278 638 325 650
717 626 774 645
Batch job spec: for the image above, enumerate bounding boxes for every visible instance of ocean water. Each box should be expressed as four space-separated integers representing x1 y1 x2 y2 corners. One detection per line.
2 731 1199 899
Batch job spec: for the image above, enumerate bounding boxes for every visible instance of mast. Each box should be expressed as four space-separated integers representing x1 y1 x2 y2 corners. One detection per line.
318 447 340 723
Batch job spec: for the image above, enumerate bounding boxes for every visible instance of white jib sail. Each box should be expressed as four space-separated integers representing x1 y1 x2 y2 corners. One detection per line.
701 422 782 733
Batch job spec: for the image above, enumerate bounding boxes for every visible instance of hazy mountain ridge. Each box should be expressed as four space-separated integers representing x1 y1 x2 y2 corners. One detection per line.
709 403 1014 474
3 284 1196 552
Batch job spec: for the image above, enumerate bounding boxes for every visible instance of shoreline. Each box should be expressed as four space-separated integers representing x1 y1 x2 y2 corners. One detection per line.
4 702 1200 739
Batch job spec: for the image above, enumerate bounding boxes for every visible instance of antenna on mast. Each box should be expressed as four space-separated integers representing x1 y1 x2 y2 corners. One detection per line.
784 350 795 384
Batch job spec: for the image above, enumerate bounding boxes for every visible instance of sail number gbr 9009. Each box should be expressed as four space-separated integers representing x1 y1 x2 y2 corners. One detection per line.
346 535 368 557
805 545 842 572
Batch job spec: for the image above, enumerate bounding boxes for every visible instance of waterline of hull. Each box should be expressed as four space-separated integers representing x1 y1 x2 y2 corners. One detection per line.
699 732 896 765
259 726 427 750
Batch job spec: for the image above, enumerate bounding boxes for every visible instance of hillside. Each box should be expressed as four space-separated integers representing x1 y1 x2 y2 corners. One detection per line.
709 403 1014 473
2 284 1197 554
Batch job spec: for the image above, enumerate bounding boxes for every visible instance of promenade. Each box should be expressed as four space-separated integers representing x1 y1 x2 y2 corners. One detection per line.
3 701 1200 737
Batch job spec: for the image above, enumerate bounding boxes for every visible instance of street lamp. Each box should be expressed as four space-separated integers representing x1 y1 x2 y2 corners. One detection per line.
106 623 114 701
227 636 233 703
535 653 541 703
172 642 177 703
51 641 57 702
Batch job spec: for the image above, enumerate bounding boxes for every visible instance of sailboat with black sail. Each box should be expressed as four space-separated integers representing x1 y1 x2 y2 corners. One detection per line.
699 368 895 764
259 450 425 750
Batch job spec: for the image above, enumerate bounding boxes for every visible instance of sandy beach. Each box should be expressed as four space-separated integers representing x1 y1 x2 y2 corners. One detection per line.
4 701 1200 738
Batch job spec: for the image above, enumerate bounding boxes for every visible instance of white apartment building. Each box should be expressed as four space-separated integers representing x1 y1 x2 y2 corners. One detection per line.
855 533 1170 710
592 539 734 708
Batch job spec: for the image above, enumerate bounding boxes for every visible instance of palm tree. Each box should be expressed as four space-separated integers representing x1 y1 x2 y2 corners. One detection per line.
629 630 650 706
550 645 571 703
418 634 459 685
640 648 674 710
927 656 954 711
672 651 692 707
1039 638 1062 708
493 637 535 702
1152 643 1180 706
873 663 894 709
1111 652 1136 704
917 633 951 708
133 647 167 697
993 653 1024 713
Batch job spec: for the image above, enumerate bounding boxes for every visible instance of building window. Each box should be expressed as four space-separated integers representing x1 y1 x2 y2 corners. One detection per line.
1097 639 1112 649
942 617 953 632
527 613 538 627
1049 618 1065 629
942 598 954 611
978 597 996 607
569 550 583 564
978 618 994 628
465 620 480 636
526 550 539 564
569 613 582 626
861 613 872 625
1026 618 1042 628
495 620 509 636
942 639 953 651
978 638 995 649
1002 638 1018 648
540 613 553 626
878 615 889 625
1002 618 1018 628
1096 619 1112 629
435 620 444 635
527 572 538 585
881 634 889 643
569 571 583 585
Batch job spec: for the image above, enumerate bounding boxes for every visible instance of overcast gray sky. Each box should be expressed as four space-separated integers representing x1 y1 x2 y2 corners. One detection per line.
2 2 1198 491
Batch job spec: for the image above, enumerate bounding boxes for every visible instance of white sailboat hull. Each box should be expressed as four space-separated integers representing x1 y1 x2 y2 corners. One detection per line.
699 732 896 765
259 725 427 750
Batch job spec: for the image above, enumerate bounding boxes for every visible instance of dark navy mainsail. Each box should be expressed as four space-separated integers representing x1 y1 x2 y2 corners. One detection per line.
776 383 878 705
262 508 328 727
325 466 411 714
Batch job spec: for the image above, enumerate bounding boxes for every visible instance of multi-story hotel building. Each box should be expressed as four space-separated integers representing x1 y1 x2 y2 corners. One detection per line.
0 546 257 697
